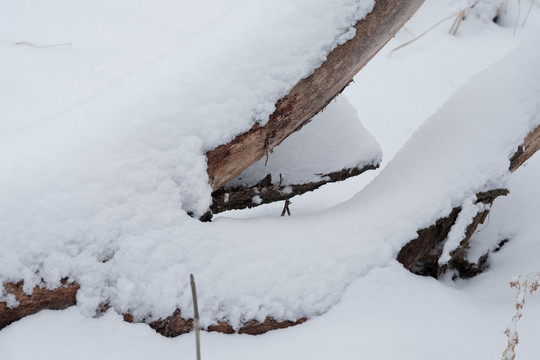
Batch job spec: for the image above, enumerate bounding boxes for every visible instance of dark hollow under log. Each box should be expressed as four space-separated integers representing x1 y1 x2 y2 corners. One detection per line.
396 189 509 278
206 0 425 192
398 124 540 278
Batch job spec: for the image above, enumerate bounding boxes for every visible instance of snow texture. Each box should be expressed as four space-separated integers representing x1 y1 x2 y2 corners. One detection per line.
2 1 540 359
1 0 540 346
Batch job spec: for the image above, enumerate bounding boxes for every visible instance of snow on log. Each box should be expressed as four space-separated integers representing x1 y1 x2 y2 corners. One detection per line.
211 96 382 214
398 124 540 278
0 1 421 334
206 0 425 192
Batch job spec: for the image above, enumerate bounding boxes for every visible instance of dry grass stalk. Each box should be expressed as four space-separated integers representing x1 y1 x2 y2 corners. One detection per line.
502 272 540 360
14 41 72 48
522 0 537 27
514 0 521 36
190 274 201 360
390 5 474 54
449 9 466 35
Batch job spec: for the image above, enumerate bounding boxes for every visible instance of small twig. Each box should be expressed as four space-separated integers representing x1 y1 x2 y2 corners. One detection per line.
280 200 291 217
190 274 201 360
522 0 536 27
514 0 521 36
403 26 417 38
14 41 72 49
449 10 466 35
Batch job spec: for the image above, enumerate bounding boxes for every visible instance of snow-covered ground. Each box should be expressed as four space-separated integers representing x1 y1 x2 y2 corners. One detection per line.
2 1 540 359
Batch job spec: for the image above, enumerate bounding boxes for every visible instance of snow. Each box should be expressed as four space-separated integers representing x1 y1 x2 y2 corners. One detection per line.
227 95 382 188
2 0 540 359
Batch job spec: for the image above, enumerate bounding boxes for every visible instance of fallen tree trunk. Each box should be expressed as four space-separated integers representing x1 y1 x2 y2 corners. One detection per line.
1 0 428 337
206 0 425 193
2 125 539 336
398 124 540 278
0 279 79 329
211 164 378 214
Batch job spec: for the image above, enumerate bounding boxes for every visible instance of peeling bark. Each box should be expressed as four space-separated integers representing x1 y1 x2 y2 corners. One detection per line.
211 163 378 214
0 279 79 329
206 0 425 192
509 125 540 172
124 309 306 337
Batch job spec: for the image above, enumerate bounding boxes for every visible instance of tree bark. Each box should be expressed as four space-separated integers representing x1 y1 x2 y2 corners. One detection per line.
0 279 79 329
206 0 426 192
398 124 540 278
211 163 378 214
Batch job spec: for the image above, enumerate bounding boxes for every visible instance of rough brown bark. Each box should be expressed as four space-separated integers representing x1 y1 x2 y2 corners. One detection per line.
0 279 79 329
124 309 306 337
206 0 426 192
509 125 540 172
211 163 378 214
396 189 509 278
398 124 540 278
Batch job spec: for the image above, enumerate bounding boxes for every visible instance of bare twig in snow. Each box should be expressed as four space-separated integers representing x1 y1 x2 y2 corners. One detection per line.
514 0 521 36
14 41 72 48
391 6 473 54
449 9 466 35
190 274 201 360
281 200 291 216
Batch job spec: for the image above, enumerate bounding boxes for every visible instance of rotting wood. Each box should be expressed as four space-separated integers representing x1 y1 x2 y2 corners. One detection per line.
206 0 426 193
396 189 509 278
398 124 540 278
211 163 378 214
123 309 307 337
0 279 79 329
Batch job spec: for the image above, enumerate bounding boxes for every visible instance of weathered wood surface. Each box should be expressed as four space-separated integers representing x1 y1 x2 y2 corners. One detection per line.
509 125 540 172
0 279 79 329
206 0 426 192
398 124 540 278
397 189 509 278
211 163 378 214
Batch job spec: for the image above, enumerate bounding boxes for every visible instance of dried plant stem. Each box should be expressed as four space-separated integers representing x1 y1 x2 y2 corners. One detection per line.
502 272 540 360
514 0 521 36
522 0 536 27
190 274 201 360
14 41 72 48
449 10 466 35
391 6 473 54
